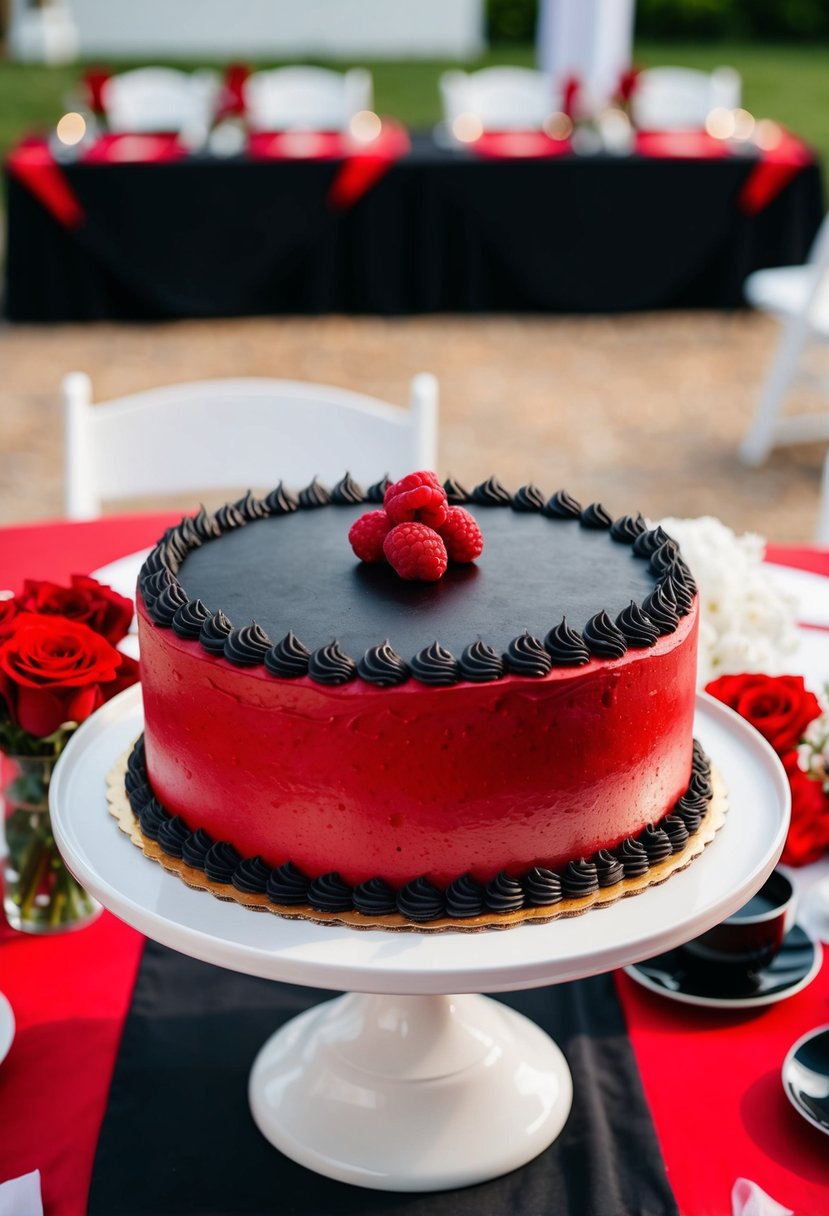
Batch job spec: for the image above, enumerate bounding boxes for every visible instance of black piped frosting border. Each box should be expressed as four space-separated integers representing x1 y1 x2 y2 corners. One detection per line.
137 476 698 688
121 735 716 926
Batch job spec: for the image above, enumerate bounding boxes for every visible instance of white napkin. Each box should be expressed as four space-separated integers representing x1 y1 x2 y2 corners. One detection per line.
0 1170 43 1216
732 1178 793 1216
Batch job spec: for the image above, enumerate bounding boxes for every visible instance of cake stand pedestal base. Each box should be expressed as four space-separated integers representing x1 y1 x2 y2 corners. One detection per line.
249 991 572 1191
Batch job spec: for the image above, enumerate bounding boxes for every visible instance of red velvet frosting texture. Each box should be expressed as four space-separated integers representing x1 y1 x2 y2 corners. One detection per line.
138 604 698 888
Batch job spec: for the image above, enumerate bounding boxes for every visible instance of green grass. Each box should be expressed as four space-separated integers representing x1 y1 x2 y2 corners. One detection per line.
1 40 827 173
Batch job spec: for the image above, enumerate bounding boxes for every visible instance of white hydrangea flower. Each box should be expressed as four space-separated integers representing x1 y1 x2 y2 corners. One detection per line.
657 515 800 688
799 709 829 791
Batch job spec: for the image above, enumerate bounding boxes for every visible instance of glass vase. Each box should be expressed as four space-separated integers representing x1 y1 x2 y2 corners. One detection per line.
2 751 101 934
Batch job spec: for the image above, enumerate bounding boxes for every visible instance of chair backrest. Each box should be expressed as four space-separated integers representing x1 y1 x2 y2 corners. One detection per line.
807 210 829 272
62 374 438 520
102 67 218 138
440 67 559 131
745 211 829 325
243 67 373 132
631 65 742 131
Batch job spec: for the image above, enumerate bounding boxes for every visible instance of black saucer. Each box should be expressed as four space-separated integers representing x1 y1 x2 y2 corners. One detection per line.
783 1024 829 1136
625 924 821 1009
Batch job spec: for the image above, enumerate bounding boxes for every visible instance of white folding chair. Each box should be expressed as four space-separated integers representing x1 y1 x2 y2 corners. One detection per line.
243 67 373 133
439 67 560 134
739 213 829 467
62 373 438 520
101 67 219 144
631 65 741 130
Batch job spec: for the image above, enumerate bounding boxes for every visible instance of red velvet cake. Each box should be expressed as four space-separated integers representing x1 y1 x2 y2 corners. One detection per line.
125 474 711 926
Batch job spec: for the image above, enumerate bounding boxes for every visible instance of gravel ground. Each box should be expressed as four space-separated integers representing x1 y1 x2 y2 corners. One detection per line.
1 310 827 542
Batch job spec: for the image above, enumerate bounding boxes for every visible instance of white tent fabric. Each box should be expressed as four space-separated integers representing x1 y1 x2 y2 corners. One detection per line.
536 0 635 107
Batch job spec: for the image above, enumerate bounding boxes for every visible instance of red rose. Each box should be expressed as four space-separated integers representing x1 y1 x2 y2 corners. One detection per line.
0 597 18 640
705 673 822 754
104 649 140 699
0 613 138 737
16 575 133 644
780 751 829 866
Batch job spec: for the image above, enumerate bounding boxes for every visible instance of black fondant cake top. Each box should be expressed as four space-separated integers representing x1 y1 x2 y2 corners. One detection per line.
138 478 696 686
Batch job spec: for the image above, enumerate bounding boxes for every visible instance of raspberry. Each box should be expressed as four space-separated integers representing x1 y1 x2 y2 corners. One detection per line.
384 471 448 529
348 510 392 563
383 522 448 582
438 506 484 563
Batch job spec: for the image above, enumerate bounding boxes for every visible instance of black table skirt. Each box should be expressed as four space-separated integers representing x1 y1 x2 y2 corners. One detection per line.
4 138 824 321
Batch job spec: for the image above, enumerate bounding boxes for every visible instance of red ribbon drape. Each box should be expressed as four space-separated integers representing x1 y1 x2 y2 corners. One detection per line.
246 120 410 210
6 141 85 230
327 120 411 210
738 130 815 216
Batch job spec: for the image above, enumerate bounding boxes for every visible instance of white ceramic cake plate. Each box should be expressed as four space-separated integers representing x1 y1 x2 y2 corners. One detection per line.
50 686 789 1192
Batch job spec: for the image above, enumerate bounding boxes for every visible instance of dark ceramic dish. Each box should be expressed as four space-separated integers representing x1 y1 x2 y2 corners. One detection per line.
625 925 821 1009
680 870 795 975
782 1024 829 1136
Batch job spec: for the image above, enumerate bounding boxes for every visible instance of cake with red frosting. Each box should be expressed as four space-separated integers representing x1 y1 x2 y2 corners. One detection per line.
121 473 715 928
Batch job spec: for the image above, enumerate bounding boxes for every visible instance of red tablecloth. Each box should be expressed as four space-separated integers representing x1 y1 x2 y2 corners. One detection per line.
0 514 178 1216
0 516 828 1215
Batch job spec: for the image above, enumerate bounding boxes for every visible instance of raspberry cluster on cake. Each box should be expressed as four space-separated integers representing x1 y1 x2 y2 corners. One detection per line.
116 472 719 930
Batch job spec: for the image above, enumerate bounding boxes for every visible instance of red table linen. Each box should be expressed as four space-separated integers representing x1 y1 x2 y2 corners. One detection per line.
470 131 572 160
618 539 829 1216
0 515 828 1213
766 545 829 579
633 127 815 215
5 143 84 231
0 513 178 1214
0 912 144 1216
635 129 731 160
327 120 411 210
247 121 411 209
6 132 188 235
738 131 816 217
616 968 829 1215
81 133 188 165
247 129 346 161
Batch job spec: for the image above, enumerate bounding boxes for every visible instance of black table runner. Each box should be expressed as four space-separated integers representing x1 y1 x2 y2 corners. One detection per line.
89 939 678 1216
5 138 823 321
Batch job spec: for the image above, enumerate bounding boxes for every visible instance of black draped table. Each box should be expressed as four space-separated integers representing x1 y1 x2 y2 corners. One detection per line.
4 133 824 321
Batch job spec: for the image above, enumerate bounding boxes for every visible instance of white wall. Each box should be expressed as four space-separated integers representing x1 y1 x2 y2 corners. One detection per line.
58 0 485 60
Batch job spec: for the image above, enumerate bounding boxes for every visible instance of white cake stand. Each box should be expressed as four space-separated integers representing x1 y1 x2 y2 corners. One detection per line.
50 686 789 1192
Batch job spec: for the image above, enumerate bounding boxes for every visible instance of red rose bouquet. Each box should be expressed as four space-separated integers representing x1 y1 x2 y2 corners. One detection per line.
0 575 139 932
706 673 829 866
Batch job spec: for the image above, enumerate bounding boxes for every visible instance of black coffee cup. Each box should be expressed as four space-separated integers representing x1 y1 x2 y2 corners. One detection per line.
681 870 795 976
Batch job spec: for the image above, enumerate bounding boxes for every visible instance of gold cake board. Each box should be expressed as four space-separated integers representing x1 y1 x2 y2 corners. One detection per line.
107 745 727 933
